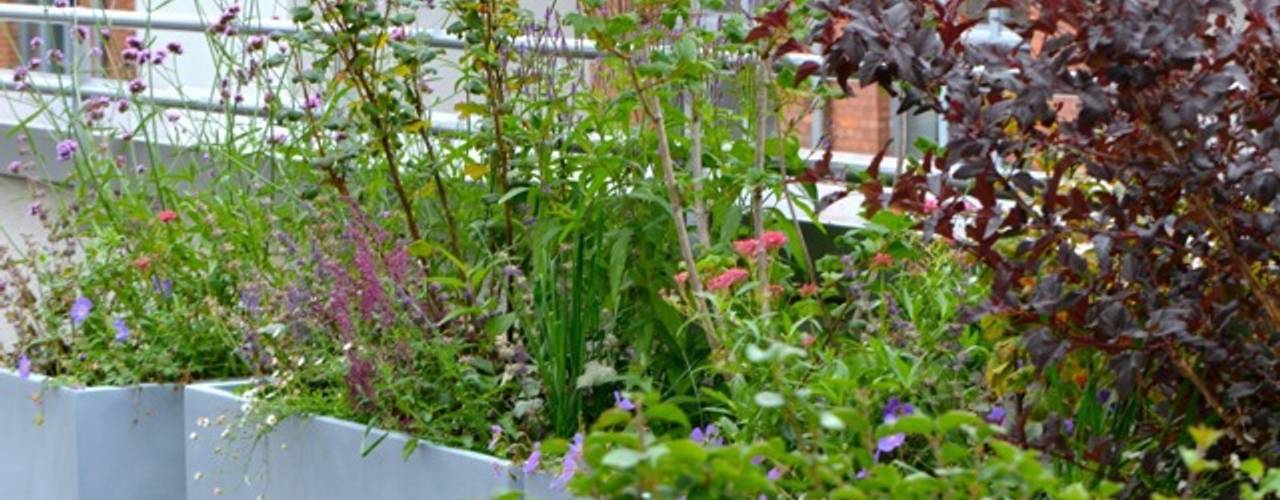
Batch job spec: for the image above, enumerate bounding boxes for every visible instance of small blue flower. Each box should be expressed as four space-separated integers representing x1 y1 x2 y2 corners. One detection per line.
1063 418 1075 435
613 390 636 411
70 296 93 326
113 317 130 343
985 406 1006 425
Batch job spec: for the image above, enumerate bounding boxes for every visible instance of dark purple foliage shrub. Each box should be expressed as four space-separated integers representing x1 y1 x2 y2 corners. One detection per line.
776 0 1280 473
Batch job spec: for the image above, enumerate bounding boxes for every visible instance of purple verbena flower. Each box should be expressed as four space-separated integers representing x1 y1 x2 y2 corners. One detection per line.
128 79 146 94
7 160 21 174
390 26 409 42
113 317 131 343
151 49 167 65
613 390 635 411
49 49 65 63
30 37 43 50
164 109 181 123
166 41 184 55
125 35 144 50
56 139 78 161
74 25 89 42
70 296 92 325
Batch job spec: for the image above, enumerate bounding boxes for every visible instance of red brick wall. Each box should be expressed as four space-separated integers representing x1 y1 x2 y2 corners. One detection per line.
828 85 891 154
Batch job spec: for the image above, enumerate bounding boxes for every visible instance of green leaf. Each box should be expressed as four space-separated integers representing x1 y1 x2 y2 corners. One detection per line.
1240 458 1265 482
593 409 633 430
937 410 984 433
645 403 690 429
754 391 785 408
484 313 517 336
601 448 645 469
884 415 933 436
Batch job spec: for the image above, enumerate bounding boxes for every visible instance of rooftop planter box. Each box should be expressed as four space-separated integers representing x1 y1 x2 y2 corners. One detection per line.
185 381 571 500
0 369 187 500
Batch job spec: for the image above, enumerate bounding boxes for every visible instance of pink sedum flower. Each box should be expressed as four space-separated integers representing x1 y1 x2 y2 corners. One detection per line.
707 268 748 291
732 239 762 258
761 230 788 250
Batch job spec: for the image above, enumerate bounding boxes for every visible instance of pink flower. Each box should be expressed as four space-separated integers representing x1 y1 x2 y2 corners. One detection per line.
872 252 893 268
799 283 819 297
923 193 939 214
733 239 762 258
674 271 689 286
707 268 749 291
761 230 788 250
156 209 178 223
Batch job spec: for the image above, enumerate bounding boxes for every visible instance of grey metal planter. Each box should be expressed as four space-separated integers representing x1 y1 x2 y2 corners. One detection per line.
185 381 571 500
0 369 187 500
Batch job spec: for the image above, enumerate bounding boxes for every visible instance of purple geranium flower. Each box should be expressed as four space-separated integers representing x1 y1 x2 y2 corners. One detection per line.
985 406 1006 425
856 468 869 480
767 467 783 481
750 455 764 466
113 317 130 343
550 433 585 490
1063 418 1075 435
17 354 32 379
70 296 93 325
883 396 914 424
690 424 722 446
56 139 78 161
613 390 635 411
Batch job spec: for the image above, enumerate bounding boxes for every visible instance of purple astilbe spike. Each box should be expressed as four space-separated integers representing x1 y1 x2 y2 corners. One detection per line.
70 296 93 325
349 226 391 326
345 350 376 411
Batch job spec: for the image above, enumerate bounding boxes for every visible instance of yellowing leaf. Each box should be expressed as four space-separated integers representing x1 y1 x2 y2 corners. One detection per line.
464 163 489 180
1189 425 1224 451
405 120 427 134
454 102 487 117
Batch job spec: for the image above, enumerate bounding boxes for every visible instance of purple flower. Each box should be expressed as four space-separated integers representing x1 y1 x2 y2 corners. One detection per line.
7 160 21 174
304 94 322 110
28 202 42 217
53 0 68 6
17 355 32 379
523 443 541 474
690 424 722 446
487 425 503 451
49 49 65 63
12 67 27 83
70 296 93 325
152 276 173 298
246 35 265 52
151 49 168 65
125 35 144 50
1063 418 1075 435
750 455 764 466
30 37 43 50
767 467 783 481
113 317 131 343
876 433 906 460
74 26 89 42
855 468 869 480
883 397 914 424
390 26 409 42
985 406 1006 425
613 390 635 411
166 41 184 55
164 109 181 123
128 79 146 94
121 47 139 63
551 433 585 490
56 139 78 161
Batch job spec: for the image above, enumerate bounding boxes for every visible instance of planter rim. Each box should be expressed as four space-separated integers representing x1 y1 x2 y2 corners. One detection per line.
187 379 516 468
0 367 234 392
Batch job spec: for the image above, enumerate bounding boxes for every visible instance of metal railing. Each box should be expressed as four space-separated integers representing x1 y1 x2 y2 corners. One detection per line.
0 3 1021 178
